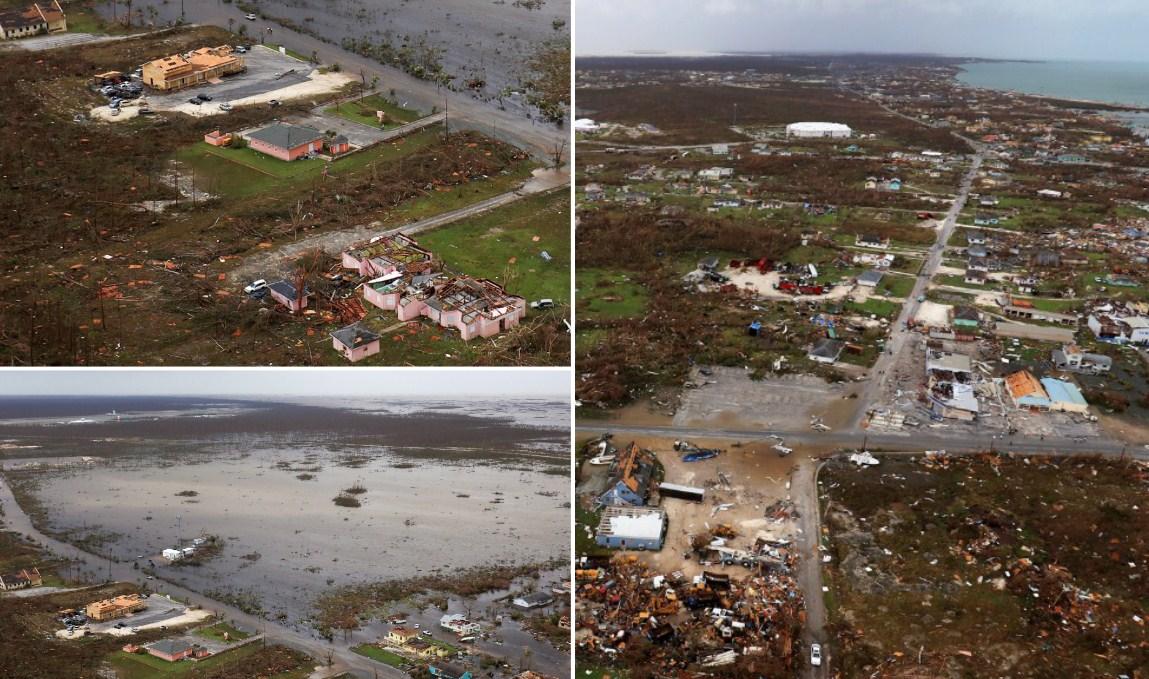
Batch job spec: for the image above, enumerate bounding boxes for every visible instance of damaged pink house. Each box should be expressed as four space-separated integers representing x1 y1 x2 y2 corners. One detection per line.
341 233 433 278
397 276 526 341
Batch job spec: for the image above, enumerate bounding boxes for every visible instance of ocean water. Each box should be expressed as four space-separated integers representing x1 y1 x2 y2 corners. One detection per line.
957 60 1149 108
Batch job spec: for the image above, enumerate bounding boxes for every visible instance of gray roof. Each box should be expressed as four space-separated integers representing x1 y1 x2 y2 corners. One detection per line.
331 324 381 349
809 338 844 359
858 270 884 285
248 123 325 150
268 280 308 299
146 638 195 655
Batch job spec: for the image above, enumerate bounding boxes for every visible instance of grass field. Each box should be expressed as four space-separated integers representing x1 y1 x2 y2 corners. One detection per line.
350 644 410 668
877 273 916 298
194 621 252 643
846 298 901 319
107 643 308 679
172 128 443 199
415 190 570 304
325 94 421 126
578 268 648 321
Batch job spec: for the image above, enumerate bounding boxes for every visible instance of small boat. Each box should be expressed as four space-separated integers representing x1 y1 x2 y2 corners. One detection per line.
588 455 615 465
459 636 477 643
682 449 719 462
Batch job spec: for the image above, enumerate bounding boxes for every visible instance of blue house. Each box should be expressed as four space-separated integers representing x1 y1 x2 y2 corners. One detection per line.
596 442 654 508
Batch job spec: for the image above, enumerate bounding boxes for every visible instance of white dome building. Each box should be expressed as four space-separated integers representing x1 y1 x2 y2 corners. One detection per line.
785 122 853 139
574 118 601 134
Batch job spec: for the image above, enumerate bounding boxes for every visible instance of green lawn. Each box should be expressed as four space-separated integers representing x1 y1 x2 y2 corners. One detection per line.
172 127 443 199
877 274 916 299
414 190 570 305
351 644 409 668
195 621 252 643
847 298 902 319
578 269 648 321
107 643 303 679
325 94 422 126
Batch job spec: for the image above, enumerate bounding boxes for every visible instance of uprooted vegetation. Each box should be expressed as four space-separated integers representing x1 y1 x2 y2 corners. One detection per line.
575 209 801 407
822 453 1149 678
0 26 538 366
578 81 970 151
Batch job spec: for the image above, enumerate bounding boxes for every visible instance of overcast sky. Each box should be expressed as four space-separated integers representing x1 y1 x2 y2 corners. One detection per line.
0 370 569 398
577 0 1149 62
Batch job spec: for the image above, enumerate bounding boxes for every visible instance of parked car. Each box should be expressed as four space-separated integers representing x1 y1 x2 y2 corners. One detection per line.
530 298 555 310
244 13 257 20
810 643 822 667
188 98 201 105
196 93 212 101
218 102 232 111
234 45 248 54
421 630 432 636
268 99 281 107
244 279 269 294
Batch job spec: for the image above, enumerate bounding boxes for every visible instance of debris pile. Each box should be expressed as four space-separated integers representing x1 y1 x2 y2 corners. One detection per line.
576 556 806 676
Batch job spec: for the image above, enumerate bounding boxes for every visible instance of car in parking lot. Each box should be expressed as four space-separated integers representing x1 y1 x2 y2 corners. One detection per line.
810 643 822 667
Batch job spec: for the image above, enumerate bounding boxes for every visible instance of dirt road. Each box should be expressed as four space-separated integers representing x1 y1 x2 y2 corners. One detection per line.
230 167 568 281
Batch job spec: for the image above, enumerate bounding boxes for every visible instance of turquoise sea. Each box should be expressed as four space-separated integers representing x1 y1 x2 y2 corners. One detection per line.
957 60 1149 108
957 60 1149 133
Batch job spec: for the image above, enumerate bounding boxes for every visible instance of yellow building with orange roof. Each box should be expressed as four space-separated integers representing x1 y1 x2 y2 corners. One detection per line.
141 46 244 92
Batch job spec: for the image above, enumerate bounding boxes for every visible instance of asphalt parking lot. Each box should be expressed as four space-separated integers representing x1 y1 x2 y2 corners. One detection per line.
86 594 186 634
148 45 309 112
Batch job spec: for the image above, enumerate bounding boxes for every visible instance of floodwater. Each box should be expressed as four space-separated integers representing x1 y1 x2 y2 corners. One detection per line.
96 0 569 108
0 398 569 637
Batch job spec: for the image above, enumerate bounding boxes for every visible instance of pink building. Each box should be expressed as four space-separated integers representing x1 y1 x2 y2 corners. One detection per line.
341 233 433 278
267 280 309 313
247 123 326 161
325 134 351 156
397 277 526 341
331 324 382 362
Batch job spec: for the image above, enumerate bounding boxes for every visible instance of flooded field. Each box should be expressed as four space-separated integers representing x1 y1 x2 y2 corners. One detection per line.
97 0 569 112
0 397 569 634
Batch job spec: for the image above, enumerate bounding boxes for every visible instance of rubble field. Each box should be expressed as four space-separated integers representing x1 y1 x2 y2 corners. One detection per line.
576 435 816 678
821 452 1149 678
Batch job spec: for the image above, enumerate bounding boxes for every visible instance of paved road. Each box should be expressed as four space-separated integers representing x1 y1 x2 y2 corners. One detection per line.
849 143 984 428
230 167 567 281
577 422 1145 459
790 459 827 679
0 475 398 679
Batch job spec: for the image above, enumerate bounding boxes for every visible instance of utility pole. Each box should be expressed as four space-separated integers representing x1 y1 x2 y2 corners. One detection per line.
443 96 449 139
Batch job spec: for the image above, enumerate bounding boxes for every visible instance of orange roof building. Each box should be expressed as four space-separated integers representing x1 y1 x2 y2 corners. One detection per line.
0 1 65 40
85 594 147 621
1005 370 1046 405
142 46 244 92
